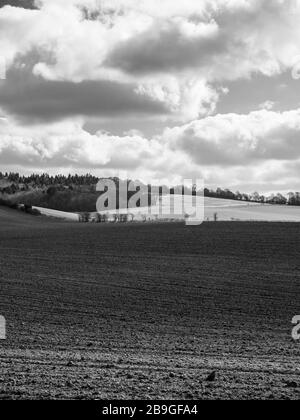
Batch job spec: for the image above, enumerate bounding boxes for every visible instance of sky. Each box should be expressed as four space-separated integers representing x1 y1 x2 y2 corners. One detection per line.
1 0 300 193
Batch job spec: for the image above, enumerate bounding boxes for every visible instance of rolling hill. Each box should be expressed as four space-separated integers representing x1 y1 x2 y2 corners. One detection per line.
98 196 300 223
204 197 300 222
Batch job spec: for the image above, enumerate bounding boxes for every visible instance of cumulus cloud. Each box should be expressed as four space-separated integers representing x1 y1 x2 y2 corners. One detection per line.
1 0 300 192
1 108 300 192
2 0 300 123
2 0 298 83
135 78 221 122
106 19 222 74
163 109 300 166
0 117 194 187
259 100 276 111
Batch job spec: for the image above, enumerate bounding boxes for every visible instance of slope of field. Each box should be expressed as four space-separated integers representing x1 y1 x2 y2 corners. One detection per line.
100 196 300 223
0 206 46 229
32 206 79 221
0 206 69 231
204 198 300 222
0 211 300 400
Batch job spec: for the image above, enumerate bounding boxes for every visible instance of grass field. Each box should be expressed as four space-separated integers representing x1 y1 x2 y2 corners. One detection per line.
96 196 300 223
0 206 300 400
204 197 300 222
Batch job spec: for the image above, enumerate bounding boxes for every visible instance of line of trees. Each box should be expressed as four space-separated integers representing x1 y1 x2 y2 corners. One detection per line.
0 172 99 187
204 188 300 206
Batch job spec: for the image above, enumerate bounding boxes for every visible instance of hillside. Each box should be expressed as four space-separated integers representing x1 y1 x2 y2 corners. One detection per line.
204 197 300 222
1 192 300 224
99 196 300 223
0 206 38 227
0 205 63 232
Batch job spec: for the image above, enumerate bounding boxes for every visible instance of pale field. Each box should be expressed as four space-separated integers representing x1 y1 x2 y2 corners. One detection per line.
99 196 300 223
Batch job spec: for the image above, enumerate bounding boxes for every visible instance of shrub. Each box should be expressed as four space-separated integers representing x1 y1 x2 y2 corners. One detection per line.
26 208 41 216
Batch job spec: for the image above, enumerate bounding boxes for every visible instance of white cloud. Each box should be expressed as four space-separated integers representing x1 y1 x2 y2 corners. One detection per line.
135 77 221 121
164 109 300 165
1 108 300 193
1 1 300 192
259 101 276 111
2 0 300 122
0 117 189 182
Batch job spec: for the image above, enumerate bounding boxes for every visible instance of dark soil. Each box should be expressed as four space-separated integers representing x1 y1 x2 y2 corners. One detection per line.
1 207 300 400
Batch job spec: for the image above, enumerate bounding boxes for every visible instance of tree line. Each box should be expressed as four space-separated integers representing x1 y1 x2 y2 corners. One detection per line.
0 172 99 187
204 188 300 206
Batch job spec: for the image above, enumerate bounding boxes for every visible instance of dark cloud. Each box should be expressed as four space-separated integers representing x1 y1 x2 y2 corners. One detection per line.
0 63 168 124
106 21 235 75
0 0 37 9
